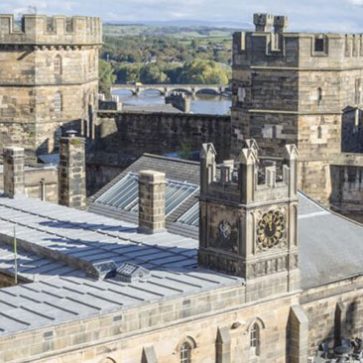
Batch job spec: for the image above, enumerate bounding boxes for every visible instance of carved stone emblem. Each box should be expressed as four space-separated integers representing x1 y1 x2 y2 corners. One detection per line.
218 220 232 241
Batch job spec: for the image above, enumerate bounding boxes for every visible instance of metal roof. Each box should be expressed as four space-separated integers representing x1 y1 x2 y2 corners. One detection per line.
0 194 241 336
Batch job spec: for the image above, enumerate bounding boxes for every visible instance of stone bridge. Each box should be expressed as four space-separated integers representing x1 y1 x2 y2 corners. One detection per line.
111 84 230 96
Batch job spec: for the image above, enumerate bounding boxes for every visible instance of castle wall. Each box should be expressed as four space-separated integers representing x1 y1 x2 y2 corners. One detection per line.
0 283 299 363
330 164 363 218
301 276 363 356
87 112 231 193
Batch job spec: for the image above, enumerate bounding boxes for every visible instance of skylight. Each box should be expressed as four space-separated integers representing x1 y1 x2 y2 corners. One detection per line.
95 172 199 216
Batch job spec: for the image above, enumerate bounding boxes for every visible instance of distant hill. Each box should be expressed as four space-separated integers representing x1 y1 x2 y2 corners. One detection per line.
103 23 249 38
105 19 251 29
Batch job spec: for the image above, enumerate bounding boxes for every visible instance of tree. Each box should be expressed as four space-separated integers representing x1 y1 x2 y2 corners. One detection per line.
115 63 141 84
177 59 230 85
140 64 169 84
99 59 116 98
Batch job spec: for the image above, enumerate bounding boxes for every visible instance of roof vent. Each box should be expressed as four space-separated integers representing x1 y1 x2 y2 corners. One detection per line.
92 260 117 280
115 263 150 283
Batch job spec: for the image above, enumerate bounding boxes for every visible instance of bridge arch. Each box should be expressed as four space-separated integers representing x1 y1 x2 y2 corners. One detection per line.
138 88 166 96
111 88 134 96
195 88 220 96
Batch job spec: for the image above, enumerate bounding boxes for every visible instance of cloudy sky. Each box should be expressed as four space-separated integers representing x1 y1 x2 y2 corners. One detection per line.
1 0 363 32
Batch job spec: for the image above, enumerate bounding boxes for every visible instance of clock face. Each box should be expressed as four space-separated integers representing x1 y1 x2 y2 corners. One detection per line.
257 210 285 249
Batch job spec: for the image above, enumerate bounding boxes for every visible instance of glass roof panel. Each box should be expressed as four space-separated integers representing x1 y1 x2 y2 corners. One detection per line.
95 172 199 217
177 203 199 226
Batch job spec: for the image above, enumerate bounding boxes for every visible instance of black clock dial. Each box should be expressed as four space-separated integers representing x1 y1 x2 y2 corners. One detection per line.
257 210 285 249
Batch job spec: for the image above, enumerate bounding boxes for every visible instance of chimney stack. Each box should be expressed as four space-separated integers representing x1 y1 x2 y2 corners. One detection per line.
58 130 86 209
3 146 25 198
138 170 166 234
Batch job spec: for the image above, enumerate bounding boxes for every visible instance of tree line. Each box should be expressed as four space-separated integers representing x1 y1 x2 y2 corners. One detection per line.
99 28 233 96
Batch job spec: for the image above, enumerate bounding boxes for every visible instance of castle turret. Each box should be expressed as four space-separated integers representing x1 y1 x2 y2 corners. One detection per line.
0 14 102 158
232 13 363 206
199 140 299 301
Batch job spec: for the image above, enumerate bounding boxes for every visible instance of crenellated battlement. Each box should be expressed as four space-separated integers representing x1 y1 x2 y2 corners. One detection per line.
200 140 298 206
0 14 102 46
234 14 363 68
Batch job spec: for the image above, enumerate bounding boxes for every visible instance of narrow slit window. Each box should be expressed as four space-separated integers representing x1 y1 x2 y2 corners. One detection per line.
54 92 63 113
250 323 260 356
54 55 62 75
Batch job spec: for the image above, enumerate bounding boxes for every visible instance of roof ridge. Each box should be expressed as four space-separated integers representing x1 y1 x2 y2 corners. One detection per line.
141 153 200 166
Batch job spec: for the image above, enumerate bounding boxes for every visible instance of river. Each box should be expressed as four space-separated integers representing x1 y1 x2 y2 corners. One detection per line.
112 89 231 115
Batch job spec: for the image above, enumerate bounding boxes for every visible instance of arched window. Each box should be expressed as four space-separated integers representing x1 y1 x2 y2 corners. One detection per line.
250 323 260 356
54 92 63 113
180 341 192 363
54 55 62 75
317 125 323 139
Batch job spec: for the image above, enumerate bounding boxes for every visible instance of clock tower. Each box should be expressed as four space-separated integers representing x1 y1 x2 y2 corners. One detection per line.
198 140 299 300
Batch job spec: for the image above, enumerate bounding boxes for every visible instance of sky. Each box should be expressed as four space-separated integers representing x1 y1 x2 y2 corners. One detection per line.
1 0 363 32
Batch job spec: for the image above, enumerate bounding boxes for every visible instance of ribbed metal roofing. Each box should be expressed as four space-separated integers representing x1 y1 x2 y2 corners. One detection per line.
0 195 241 336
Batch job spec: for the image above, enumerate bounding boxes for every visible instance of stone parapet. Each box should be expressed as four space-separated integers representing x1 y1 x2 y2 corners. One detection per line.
0 14 102 46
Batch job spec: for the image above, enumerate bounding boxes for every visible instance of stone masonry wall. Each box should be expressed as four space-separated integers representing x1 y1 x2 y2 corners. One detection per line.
87 111 231 193
0 283 300 363
0 167 58 203
301 276 363 356
95 111 231 160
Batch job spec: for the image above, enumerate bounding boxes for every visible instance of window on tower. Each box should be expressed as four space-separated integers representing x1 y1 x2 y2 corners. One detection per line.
314 37 325 52
250 322 261 356
54 92 63 113
54 55 62 76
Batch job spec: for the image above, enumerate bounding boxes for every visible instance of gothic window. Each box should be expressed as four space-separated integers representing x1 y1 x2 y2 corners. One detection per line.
250 323 260 356
54 55 62 75
314 37 325 52
54 92 63 113
317 126 323 139
180 342 192 363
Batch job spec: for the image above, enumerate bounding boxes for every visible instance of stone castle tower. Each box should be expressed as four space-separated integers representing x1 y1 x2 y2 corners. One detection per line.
198 140 299 301
231 13 363 208
0 14 102 158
